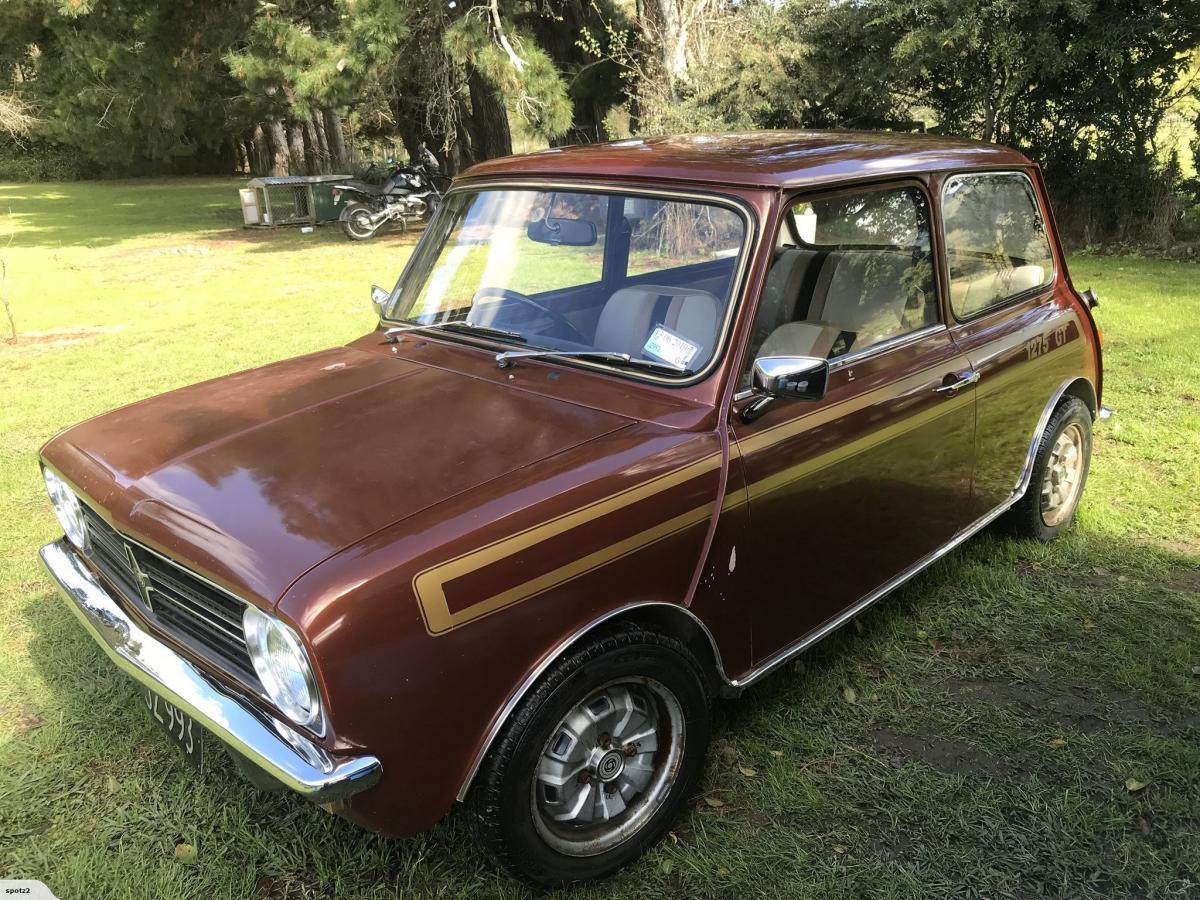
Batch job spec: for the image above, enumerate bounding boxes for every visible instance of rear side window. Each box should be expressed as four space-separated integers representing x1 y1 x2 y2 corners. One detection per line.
942 172 1054 318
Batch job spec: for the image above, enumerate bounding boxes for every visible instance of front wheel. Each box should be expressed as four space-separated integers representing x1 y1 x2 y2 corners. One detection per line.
465 624 711 888
1005 395 1093 540
340 203 381 241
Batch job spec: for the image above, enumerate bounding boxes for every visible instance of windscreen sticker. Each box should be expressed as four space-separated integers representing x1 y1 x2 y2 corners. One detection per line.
643 325 702 370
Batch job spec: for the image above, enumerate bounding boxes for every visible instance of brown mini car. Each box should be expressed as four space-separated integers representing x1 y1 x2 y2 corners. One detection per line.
39 131 1103 886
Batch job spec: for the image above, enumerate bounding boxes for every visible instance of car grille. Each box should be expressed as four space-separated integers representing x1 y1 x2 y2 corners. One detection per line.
79 504 259 684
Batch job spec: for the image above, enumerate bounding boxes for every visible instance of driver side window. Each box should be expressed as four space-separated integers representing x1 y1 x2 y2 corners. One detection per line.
745 185 937 382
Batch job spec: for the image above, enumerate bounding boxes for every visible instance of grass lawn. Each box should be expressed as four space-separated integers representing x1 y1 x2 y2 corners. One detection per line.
0 178 1197 899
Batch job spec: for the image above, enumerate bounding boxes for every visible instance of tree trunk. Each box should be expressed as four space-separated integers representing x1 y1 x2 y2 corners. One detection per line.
466 66 512 161
250 126 268 175
325 109 349 171
635 0 709 102
302 117 320 173
312 110 331 173
267 120 289 175
287 122 307 175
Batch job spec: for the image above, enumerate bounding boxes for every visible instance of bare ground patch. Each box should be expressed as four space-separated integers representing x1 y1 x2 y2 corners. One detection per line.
0 327 118 351
871 727 1023 779
931 671 1198 737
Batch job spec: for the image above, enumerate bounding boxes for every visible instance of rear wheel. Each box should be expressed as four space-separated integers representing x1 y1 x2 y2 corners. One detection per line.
465 624 710 888
341 203 380 241
1006 395 1092 540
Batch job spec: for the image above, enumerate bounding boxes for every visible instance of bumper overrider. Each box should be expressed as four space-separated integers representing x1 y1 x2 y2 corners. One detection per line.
39 538 381 804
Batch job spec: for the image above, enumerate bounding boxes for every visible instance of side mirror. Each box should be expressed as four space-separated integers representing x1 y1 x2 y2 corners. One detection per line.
741 356 828 422
370 285 390 317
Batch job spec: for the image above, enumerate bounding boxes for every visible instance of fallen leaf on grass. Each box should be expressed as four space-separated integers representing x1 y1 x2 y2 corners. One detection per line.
174 843 197 864
833 845 847 854
739 766 758 778
660 859 674 875
1125 778 1151 793
1048 738 1068 748
770 750 784 758
842 685 857 704
916 630 929 640
703 796 725 808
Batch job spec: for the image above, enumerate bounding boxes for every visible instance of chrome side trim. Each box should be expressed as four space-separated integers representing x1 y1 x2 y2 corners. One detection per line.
729 497 1016 687
455 377 1095 796
454 600 727 802
40 540 380 803
729 377 1088 688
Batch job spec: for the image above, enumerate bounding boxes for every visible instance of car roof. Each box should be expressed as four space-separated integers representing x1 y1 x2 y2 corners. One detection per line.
460 130 1033 190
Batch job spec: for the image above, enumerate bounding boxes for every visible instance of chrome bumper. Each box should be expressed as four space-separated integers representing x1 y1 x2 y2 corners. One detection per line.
39 539 381 804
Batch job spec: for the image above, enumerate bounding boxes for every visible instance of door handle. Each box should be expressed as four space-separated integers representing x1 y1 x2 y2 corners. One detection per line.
934 370 981 394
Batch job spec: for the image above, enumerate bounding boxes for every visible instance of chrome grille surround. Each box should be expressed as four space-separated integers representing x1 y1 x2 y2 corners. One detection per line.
77 503 261 686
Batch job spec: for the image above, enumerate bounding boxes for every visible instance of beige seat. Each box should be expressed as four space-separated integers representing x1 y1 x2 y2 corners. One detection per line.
808 250 929 347
950 264 1046 316
594 284 720 359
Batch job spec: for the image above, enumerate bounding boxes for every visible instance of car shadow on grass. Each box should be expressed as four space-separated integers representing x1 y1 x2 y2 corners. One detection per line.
14 587 511 898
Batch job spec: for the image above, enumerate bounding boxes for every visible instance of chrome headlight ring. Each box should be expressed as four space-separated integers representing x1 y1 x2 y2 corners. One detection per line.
243 607 322 730
42 467 88 550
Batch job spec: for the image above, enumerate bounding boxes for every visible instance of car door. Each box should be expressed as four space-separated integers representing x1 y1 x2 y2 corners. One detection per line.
936 169 1091 518
730 181 978 667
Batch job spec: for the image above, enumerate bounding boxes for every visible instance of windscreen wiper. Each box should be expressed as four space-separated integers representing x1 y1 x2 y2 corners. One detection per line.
494 349 692 376
385 320 527 344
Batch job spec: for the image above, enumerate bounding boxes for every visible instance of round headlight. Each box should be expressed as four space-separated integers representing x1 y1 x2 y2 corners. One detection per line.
43 467 87 550
243 607 320 728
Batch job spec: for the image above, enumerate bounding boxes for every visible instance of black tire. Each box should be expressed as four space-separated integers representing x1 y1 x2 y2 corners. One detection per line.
1005 395 1093 540
340 203 380 241
465 623 711 888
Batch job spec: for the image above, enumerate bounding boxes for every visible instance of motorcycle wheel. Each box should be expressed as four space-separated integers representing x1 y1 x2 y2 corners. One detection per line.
341 204 381 241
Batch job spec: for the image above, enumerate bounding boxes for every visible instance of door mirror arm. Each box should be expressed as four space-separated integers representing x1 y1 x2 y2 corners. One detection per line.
740 356 829 423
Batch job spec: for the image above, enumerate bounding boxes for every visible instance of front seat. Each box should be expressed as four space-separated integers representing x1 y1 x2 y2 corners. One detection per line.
593 284 720 360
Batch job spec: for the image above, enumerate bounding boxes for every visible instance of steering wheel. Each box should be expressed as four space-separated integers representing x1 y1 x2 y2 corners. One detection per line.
471 287 587 345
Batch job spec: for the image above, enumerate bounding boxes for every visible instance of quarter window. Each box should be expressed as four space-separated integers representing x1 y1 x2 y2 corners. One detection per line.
746 185 937 375
942 172 1054 318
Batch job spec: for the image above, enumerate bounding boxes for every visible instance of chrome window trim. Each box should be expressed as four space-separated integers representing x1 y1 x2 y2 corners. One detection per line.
744 179 944 380
827 323 946 371
379 179 760 388
939 169 1057 323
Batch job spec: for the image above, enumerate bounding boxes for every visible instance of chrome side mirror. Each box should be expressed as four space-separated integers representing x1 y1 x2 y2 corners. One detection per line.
741 356 828 422
370 285 390 317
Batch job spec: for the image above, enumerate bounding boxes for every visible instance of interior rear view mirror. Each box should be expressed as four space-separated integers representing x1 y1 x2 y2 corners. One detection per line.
527 217 597 247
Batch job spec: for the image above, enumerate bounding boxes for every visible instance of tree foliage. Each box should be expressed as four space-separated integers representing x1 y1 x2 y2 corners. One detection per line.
0 0 1196 243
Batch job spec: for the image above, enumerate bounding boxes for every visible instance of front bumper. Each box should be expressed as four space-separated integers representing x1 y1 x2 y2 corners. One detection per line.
39 539 381 804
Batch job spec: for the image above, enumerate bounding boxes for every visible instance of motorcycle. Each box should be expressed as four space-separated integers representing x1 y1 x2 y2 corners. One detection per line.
332 145 446 241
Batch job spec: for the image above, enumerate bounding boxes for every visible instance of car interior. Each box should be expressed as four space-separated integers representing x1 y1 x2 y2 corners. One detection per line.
741 188 938 377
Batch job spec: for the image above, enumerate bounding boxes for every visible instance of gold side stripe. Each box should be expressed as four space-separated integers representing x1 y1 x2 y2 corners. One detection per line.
414 347 1031 635
419 504 714 634
414 451 722 633
736 365 940 456
745 391 972 501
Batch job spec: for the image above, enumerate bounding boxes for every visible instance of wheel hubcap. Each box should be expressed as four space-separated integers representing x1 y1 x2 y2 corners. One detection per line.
1040 422 1085 527
531 677 685 857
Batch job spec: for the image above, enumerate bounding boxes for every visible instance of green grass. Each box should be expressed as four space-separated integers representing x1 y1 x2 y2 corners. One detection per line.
1 179 1197 899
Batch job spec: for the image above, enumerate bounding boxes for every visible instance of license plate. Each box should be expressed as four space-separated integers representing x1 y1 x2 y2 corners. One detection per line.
144 689 203 770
